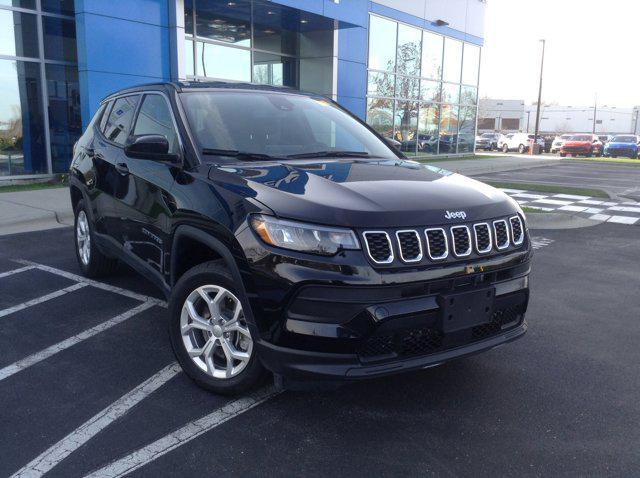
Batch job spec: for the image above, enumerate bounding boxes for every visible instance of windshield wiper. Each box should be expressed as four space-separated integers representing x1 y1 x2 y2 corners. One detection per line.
287 150 371 159
202 148 279 161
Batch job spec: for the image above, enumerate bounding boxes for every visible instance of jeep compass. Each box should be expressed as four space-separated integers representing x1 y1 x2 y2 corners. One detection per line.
69 82 531 395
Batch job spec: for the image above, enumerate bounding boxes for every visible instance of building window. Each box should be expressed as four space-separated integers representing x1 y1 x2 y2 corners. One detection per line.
366 14 480 156
0 1 78 177
184 0 334 90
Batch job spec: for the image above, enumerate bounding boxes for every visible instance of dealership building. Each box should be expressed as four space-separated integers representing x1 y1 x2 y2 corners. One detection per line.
0 0 485 179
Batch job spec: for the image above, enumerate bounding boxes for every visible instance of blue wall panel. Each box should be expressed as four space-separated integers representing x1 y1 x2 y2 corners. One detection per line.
337 95 366 120
75 0 171 127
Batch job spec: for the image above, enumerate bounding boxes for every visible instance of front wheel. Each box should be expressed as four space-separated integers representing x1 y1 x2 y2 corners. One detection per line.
74 200 118 277
502 144 509 153
169 261 266 395
518 144 526 154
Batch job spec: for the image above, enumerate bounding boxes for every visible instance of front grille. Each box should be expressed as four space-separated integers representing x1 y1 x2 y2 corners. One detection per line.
396 230 422 263
425 228 448 260
451 226 472 257
362 215 526 266
493 220 509 250
510 216 524 245
473 223 492 253
363 232 393 264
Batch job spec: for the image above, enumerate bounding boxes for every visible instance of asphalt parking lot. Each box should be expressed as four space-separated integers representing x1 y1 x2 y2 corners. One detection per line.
1 224 639 477
475 159 640 200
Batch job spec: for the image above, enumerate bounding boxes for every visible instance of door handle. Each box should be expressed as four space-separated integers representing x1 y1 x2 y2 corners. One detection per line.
85 147 95 157
115 162 130 175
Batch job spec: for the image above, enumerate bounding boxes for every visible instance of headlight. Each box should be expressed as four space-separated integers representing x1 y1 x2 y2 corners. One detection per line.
250 215 360 256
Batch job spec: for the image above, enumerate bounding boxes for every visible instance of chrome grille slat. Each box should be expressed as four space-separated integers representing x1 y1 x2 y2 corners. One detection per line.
450 225 472 257
493 220 510 250
473 223 492 254
363 231 394 264
425 228 448 260
509 216 524 246
395 230 423 263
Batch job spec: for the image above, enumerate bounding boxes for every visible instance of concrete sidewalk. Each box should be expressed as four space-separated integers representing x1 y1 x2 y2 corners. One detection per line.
0 188 72 236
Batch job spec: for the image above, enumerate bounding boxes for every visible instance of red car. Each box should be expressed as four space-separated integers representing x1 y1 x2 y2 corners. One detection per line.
560 134 603 157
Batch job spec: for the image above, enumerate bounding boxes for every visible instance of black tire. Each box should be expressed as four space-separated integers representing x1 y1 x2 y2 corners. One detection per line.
586 151 592 157
560 153 567 157
169 260 266 395
518 144 526 154
74 200 118 278
502 144 509 153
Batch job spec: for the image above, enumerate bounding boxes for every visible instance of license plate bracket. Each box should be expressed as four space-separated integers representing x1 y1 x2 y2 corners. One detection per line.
438 288 495 334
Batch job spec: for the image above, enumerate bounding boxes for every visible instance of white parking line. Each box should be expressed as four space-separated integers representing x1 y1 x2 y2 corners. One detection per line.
0 282 87 319
0 265 36 279
14 260 167 307
11 363 181 478
85 386 280 478
0 301 156 382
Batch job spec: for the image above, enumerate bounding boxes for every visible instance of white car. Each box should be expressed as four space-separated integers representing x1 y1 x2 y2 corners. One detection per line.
501 133 545 154
551 134 572 154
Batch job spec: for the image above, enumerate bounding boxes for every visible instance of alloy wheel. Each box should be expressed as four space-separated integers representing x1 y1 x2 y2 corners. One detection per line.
76 210 91 266
180 285 253 379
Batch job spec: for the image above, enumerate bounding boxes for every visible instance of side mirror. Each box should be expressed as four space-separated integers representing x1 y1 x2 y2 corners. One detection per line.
125 135 179 163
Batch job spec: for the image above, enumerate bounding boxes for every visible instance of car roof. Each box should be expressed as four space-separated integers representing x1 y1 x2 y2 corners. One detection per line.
101 81 319 103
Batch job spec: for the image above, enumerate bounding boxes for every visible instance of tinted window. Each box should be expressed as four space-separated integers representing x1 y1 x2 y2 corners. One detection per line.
368 15 397 72
41 0 74 16
99 101 112 133
103 96 140 145
133 95 180 155
46 64 81 173
0 59 46 176
43 16 77 62
181 92 396 159
0 10 39 58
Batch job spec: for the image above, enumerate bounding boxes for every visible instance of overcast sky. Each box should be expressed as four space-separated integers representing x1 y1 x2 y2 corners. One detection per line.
479 0 639 107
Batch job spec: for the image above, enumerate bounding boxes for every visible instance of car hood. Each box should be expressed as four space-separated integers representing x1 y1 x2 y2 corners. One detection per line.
208 159 518 228
606 142 637 148
564 141 591 147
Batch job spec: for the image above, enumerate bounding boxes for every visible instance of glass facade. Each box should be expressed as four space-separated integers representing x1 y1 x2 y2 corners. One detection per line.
0 1 79 177
184 0 333 90
366 14 480 156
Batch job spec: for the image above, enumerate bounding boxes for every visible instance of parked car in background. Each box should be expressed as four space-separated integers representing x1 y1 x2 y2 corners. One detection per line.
598 135 610 146
551 134 572 154
501 133 545 154
603 135 640 158
475 133 503 151
498 133 512 151
560 134 603 157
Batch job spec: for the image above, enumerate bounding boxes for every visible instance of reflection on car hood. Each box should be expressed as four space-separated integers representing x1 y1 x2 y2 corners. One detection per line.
564 141 591 146
209 159 518 227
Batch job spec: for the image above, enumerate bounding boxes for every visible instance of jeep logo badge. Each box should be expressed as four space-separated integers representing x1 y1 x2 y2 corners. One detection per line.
444 210 467 220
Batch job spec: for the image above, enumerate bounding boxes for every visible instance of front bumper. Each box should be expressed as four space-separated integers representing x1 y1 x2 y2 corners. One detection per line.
238 225 532 381
605 148 637 158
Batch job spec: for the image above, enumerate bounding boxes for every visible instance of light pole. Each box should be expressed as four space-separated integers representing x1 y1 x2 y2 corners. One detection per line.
533 39 546 148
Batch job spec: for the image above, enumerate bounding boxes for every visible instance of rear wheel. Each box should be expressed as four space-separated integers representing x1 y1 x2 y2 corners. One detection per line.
502 144 509 153
518 144 526 154
74 200 118 278
169 261 266 395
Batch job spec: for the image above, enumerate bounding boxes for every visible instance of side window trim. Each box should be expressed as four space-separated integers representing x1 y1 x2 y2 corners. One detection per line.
99 93 141 148
99 101 114 134
130 91 184 158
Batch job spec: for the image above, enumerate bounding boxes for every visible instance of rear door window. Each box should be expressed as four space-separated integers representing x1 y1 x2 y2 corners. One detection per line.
103 95 140 146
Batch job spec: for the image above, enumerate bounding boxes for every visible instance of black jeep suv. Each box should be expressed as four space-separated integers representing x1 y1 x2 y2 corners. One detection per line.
69 82 531 395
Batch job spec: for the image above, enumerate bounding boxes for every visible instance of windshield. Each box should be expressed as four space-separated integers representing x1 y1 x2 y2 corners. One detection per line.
569 135 592 141
561 135 572 140
481 133 496 139
179 91 396 159
612 135 637 143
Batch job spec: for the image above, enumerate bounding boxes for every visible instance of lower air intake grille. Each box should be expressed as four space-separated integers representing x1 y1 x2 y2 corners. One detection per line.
474 223 492 253
510 216 524 245
363 232 393 264
425 228 448 259
493 220 509 249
